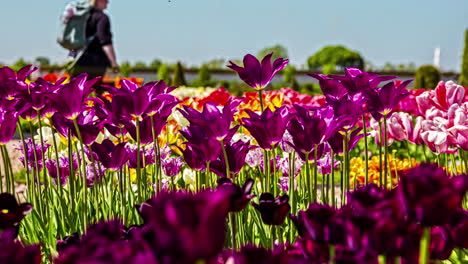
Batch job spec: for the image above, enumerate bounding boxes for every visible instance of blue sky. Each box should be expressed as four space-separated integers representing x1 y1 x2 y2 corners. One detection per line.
1 0 467 71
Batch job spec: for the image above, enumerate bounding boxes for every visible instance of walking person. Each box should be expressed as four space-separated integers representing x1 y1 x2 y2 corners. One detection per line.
68 0 119 91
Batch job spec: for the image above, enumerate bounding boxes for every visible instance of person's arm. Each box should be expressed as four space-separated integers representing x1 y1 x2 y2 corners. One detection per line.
102 44 118 69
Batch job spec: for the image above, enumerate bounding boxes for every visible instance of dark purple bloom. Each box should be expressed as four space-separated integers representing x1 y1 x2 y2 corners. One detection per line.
180 143 207 170
0 109 19 145
210 140 255 178
47 73 99 120
0 230 41 264
227 53 289 90
242 106 292 150
429 226 455 260
135 190 230 263
365 80 412 121
446 209 468 248
397 163 466 226
217 178 255 212
226 245 302 264
290 203 336 243
54 220 158 264
91 139 129 170
0 193 32 236
251 193 290 225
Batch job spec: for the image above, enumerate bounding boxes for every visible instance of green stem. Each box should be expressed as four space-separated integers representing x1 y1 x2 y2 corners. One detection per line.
149 116 160 193
135 118 143 202
378 121 383 187
258 89 265 112
313 144 318 202
230 213 237 250
220 140 230 178
419 227 431 264
304 152 311 204
362 115 369 185
331 150 336 208
72 119 88 231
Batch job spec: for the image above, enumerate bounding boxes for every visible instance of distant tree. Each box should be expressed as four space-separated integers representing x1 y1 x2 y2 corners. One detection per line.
35 56 50 67
192 64 212 87
460 29 468 87
307 45 364 73
171 61 187 86
133 61 147 69
407 62 416 72
282 65 299 91
257 44 288 61
11 58 30 71
414 65 440 89
120 61 132 77
157 63 171 84
149 59 162 71
381 62 396 72
202 58 225 69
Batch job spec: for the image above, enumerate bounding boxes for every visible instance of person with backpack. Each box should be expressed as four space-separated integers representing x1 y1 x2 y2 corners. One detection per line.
60 0 119 90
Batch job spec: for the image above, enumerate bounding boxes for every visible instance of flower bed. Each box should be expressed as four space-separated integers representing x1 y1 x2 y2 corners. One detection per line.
0 54 467 263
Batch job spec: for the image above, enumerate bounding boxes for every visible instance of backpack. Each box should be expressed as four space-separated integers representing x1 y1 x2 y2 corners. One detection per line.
57 1 93 51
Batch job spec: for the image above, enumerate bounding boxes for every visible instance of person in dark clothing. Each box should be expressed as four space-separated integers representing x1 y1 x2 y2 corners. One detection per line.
69 0 118 87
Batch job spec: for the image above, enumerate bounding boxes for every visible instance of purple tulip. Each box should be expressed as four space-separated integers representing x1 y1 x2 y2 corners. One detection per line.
308 73 348 102
242 106 292 150
0 65 36 100
227 53 289 90
210 140 255 178
287 105 344 161
18 138 50 171
397 163 466 226
251 193 290 225
126 145 155 169
47 73 99 120
91 139 129 170
161 156 184 177
180 143 207 170
365 80 412 121
179 100 240 141
217 178 255 212
328 67 396 95
86 162 106 186
45 155 78 185
0 193 32 236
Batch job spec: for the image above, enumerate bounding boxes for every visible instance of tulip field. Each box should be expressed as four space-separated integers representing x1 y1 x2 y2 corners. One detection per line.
0 53 467 263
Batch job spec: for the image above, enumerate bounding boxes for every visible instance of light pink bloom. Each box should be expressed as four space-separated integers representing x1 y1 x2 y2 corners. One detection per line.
387 112 413 141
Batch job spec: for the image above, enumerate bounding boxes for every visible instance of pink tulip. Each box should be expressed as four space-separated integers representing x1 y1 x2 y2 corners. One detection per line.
416 91 435 116
434 81 466 111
